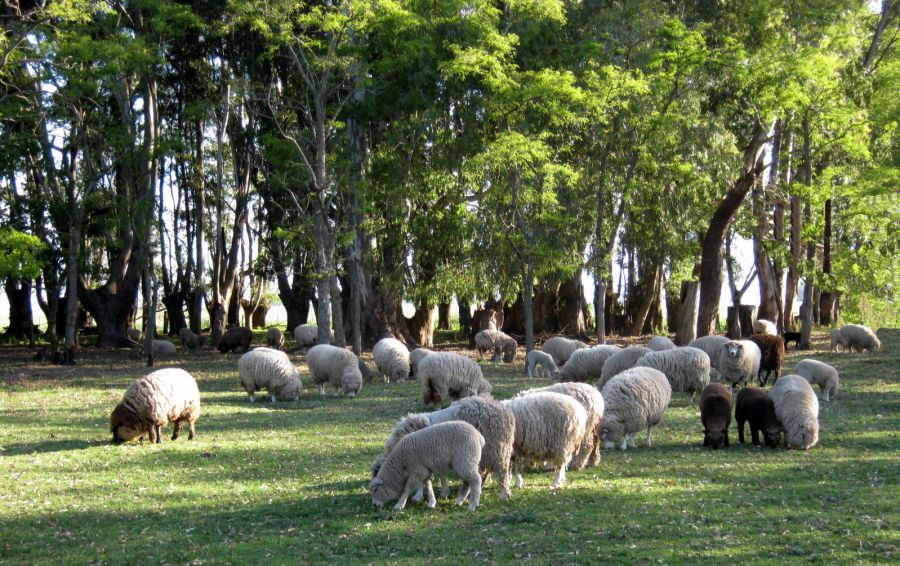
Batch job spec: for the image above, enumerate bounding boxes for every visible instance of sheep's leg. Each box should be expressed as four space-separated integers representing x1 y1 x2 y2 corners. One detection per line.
171 421 182 441
247 390 256 402
645 427 653 448
424 479 437 508
462 471 482 511
412 486 425 503
498 466 511 500
188 420 196 440
619 437 628 450
154 425 163 444
750 426 760 446
456 482 471 506
317 383 326 397
737 419 746 444
271 393 277 403
439 474 449 498
824 386 831 403
550 462 568 489
394 476 419 511
513 458 525 488
724 430 729 447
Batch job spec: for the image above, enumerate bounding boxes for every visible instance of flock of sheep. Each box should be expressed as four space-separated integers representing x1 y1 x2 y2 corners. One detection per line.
109 321 882 512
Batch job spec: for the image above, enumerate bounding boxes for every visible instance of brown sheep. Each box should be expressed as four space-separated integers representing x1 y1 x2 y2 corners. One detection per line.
217 327 252 353
734 387 781 448
700 383 732 449
748 333 785 386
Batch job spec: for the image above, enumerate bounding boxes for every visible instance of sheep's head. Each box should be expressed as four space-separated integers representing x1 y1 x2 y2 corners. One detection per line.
600 416 624 449
343 370 363 397
786 420 818 450
110 404 142 444
369 478 399 508
703 427 728 450
502 343 516 364
724 341 743 359
280 378 302 402
763 426 782 448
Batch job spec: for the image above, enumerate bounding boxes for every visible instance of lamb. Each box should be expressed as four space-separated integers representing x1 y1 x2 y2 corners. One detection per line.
217 327 252 353
635 347 710 403
293 323 334 349
373 337 411 383
409 348 433 379
419 352 492 407
541 336 589 366
110 368 200 444
515 382 604 470
599 346 652 388
699 383 732 449
747 333 785 386
647 335 677 351
265 327 285 350
828 328 844 352
474 329 518 363
600 367 671 450
753 319 777 335
687 335 729 381
151 339 177 355
524 349 559 379
770 374 820 450
556 345 621 383
501 392 587 489
370 421 485 511
238 347 302 402
718 340 762 392
795 359 839 402
371 395 515 500
782 331 801 350
178 327 207 350
837 324 881 353
306 344 364 397
734 386 781 448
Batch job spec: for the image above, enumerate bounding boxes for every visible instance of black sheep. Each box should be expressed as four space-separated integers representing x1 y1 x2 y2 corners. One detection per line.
700 383 732 449
748 333 785 386
734 387 781 448
217 327 252 353
782 331 801 349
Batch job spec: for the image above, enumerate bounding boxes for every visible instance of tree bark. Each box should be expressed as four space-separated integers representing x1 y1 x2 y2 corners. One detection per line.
458 299 472 337
697 121 769 337
674 280 700 345
819 198 839 325
331 276 346 347
625 263 661 336
437 302 451 330
523 258 535 352
594 279 607 345
3 279 34 343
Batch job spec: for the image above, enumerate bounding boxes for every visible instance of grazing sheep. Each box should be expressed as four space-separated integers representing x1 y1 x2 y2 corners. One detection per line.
373 337 411 383
647 335 677 351
151 340 177 355
501 392 587 489
795 359 839 402
600 367 671 450
718 340 762 392
770 375 819 450
599 346 652 388
828 328 844 352
782 331 801 350
748 333 785 386
294 323 334 348
419 352 492 407
371 395 515 501
110 368 200 444
126 328 142 342
635 347 710 403
217 327 252 353
687 335 729 381
753 319 777 335
556 345 621 383
409 348 433 379
700 383 732 449
516 382 604 470
238 347 302 402
265 327 285 350
369 421 485 511
178 327 207 350
734 387 781 448
837 324 881 353
306 344 364 397
474 329 518 363
542 336 589 367
524 349 560 379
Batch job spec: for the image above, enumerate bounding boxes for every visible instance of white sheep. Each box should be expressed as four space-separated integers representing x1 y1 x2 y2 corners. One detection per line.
718 340 762 392
556 345 621 383
373 337 411 383
647 335 677 351
265 327 285 350
828 328 844 352
371 395 515 501
178 327 207 350
687 335 730 381
795 359 839 402
541 336 589 366
600 367 671 450
110 368 200 444
598 346 652 389
294 323 334 348
369 421 485 511
837 324 881 353
306 344 364 397
515 382 604 470
635 347 710 403
753 319 777 335
409 348 434 379
501 392 587 489
770 374 819 450
238 347 302 402
524 349 559 379
419 352 492 407
474 329 518 363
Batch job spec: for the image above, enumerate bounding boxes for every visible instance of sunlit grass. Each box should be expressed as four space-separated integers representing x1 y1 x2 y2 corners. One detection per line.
0 330 897 564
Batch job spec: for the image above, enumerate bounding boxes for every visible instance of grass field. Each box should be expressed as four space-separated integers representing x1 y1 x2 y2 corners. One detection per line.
1 330 897 564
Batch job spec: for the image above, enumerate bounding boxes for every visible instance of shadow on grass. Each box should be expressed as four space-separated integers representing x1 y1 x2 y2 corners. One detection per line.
1 438 110 456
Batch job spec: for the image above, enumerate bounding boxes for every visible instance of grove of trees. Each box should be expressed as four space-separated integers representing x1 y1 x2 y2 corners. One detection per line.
1 0 897 363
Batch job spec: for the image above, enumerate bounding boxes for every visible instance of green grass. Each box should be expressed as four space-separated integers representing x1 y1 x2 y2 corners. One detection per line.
1 331 897 564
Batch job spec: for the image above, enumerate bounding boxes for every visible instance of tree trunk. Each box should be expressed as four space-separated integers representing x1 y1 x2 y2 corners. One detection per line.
771 120 788 333
556 270 589 336
799 200 815 349
697 121 769 336
625 263 661 336
726 305 757 339
190 117 206 334
3 279 34 344
405 300 435 348
458 299 472 338
331 276 346 347
594 279 607 344
674 281 700 345
753 166 779 322
437 302 451 330
523 257 535 351
819 198 839 325
783 194 802 330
